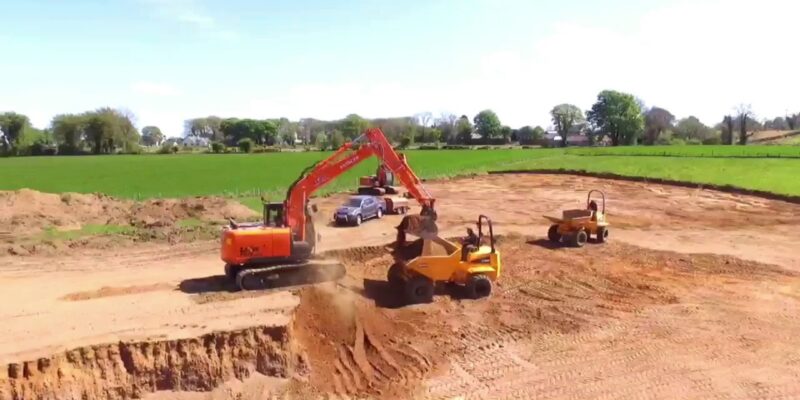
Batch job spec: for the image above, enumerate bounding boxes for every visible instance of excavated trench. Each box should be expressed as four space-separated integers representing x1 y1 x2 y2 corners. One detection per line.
0 325 299 400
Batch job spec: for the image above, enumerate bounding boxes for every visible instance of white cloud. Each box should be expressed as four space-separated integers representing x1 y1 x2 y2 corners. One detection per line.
176 11 214 26
140 0 238 38
130 81 181 97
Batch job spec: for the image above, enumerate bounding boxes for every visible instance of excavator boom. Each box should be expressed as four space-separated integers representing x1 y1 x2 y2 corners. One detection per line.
283 127 437 243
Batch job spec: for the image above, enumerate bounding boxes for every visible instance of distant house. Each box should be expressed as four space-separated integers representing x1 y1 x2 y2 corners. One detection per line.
182 136 211 147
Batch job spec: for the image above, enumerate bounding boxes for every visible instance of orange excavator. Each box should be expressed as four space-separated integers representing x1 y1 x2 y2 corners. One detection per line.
221 127 438 291
358 163 399 195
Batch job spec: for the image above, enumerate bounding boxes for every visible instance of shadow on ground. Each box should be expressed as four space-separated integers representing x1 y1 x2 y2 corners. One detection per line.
179 263 347 294
356 278 467 309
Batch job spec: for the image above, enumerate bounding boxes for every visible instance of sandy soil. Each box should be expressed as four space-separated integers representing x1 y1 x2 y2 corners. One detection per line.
2 173 800 399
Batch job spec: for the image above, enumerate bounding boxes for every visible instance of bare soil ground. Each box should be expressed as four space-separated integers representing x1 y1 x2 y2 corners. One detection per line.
2 173 800 399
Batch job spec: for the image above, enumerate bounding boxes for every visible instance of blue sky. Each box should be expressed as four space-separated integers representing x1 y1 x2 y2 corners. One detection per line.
1 0 796 136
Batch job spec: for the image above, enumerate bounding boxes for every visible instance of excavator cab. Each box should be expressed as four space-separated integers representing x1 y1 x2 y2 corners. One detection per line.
358 164 400 195
263 202 285 227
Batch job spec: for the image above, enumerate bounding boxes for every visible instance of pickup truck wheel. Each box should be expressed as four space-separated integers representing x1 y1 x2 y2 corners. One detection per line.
405 276 434 304
465 274 492 299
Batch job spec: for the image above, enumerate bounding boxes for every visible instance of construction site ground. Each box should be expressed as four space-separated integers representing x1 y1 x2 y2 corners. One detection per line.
2 173 800 399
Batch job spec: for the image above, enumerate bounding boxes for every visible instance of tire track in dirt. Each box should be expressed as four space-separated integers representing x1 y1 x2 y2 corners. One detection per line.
418 240 800 400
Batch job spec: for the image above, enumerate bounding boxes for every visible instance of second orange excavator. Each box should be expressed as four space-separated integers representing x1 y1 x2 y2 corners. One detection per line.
220 127 438 291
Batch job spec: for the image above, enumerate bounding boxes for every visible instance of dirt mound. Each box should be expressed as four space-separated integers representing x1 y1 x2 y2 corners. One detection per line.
0 189 129 234
292 285 437 398
0 189 258 244
130 198 256 229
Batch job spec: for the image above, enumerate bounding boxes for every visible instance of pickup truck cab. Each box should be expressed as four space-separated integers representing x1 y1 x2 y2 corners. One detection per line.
334 195 385 226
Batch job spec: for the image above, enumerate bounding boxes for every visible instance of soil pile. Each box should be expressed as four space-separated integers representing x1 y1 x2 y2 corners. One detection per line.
292 285 438 398
0 189 128 234
0 189 257 252
129 198 256 229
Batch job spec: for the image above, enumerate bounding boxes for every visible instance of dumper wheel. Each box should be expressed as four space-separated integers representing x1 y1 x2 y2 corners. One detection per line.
547 225 561 242
465 274 492 299
573 230 588 247
387 263 404 286
405 276 434 304
597 227 609 243
224 264 241 280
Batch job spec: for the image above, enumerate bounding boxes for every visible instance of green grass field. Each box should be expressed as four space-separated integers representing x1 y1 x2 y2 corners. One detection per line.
0 150 554 199
501 156 800 197
1 147 799 207
565 145 800 158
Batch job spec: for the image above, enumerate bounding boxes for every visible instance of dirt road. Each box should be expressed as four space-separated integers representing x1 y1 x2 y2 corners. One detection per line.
2 173 800 399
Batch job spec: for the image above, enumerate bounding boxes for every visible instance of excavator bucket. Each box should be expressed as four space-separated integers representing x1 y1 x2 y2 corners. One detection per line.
396 213 439 246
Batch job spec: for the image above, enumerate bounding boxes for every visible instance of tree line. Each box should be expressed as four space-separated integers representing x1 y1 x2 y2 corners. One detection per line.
0 108 141 156
178 111 541 151
1 91 798 156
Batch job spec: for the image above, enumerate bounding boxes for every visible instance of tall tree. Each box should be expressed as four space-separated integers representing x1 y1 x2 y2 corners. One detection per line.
340 114 370 139
473 110 501 141
763 116 788 130
275 118 298 146
674 116 712 141
643 107 675 145
51 114 85 153
455 115 472 144
435 113 458 143
0 112 30 151
550 104 584 147
184 117 216 138
83 109 116 154
220 119 278 145
330 130 345 149
115 108 140 153
517 125 545 145
206 116 223 141
735 104 754 145
722 115 735 145
786 113 799 130
414 112 433 140
586 90 644 146
313 132 328 150
141 126 165 146
500 126 512 143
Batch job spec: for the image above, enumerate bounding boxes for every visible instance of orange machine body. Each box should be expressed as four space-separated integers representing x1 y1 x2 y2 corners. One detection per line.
221 226 292 266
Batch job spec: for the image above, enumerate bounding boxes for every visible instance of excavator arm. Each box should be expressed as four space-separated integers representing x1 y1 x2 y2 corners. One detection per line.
283 127 436 243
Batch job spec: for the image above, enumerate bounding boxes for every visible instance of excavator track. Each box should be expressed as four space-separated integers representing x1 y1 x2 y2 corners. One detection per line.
235 259 346 292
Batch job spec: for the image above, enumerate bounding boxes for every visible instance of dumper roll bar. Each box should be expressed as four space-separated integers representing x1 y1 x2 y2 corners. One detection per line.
477 215 495 254
587 190 606 213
